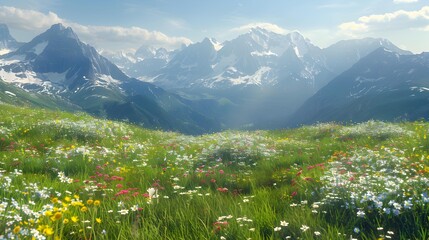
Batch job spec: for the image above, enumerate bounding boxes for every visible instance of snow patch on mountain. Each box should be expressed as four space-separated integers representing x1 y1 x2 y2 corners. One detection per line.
210 66 273 87
32 41 48 55
4 91 16 97
42 70 69 84
410 86 429 92
251 50 277 57
0 49 11 56
0 69 43 85
95 74 121 86
209 38 223 51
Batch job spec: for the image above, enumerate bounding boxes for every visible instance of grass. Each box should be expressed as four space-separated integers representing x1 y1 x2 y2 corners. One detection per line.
1 103 429 239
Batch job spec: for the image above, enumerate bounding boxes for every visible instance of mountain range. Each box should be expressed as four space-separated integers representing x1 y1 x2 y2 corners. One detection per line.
0 23 427 133
289 48 429 126
0 24 219 134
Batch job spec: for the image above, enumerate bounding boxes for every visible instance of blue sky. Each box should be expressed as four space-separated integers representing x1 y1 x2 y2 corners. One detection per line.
0 0 428 53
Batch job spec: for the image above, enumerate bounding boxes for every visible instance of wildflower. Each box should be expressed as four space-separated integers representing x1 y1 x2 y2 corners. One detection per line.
44 210 53 217
300 225 310 232
314 231 321 236
81 206 88 212
357 210 365 218
43 226 54 236
280 221 289 227
354 227 360 234
147 188 158 198
403 200 413 209
387 231 394 235
274 227 281 232
63 219 69 224
94 200 101 206
13 226 21 234
86 199 94 205
71 216 79 223
96 218 102 224
53 212 62 220
118 209 129 215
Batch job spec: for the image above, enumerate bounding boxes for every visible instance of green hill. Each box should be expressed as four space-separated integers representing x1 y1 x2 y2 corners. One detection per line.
1 104 429 239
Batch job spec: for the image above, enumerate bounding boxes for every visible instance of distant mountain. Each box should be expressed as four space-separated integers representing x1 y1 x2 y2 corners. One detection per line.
0 23 220 134
100 50 137 71
0 24 22 54
323 37 412 75
150 28 332 90
119 28 411 129
102 46 175 81
288 48 429 126
139 29 333 129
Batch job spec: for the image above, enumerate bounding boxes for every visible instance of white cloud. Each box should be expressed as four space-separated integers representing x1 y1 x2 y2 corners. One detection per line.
230 22 288 35
0 6 192 51
393 0 418 3
339 6 429 35
0 6 62 30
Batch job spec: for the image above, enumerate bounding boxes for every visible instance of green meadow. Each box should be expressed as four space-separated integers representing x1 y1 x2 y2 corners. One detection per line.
1 104 429 239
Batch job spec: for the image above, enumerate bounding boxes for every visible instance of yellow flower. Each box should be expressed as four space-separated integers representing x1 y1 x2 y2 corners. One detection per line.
86 199 94 205
54 236 61 240
96 218 102 224
71 201 84 207
37 225 45 231
13 226 21 234
44 210 53 217
73 194 79 199
43 226 54 236
94 200 101 206
51 197 59 204
80 206 88 212
63 219 69 224
64 196 71 202
53 212 62 220
71 216 79 223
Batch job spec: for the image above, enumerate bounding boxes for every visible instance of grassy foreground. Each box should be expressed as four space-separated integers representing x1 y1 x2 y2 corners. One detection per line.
1 104 429 239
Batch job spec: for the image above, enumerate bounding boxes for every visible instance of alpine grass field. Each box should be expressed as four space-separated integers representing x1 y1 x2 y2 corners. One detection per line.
1 104 429 240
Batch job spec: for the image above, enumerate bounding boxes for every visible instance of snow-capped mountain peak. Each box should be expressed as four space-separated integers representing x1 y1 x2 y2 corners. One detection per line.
0 23 128 92
209 38 223 51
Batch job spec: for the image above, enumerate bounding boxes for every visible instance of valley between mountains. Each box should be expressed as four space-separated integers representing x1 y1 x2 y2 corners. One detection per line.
1 23 427 134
